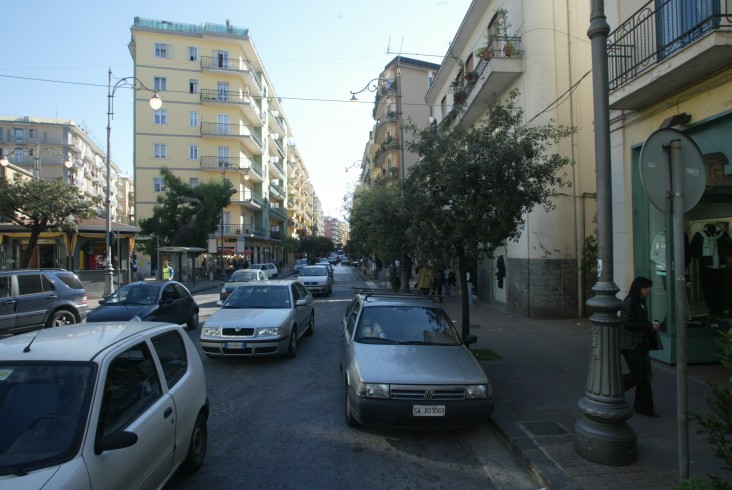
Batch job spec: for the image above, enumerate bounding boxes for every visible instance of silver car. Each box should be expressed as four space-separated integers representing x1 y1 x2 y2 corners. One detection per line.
218 268 269 304
296 265 333 296
200 280 314 358
340 290 493 428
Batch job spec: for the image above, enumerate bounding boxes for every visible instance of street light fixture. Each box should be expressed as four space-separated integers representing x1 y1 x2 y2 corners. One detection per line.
0 147 71 177
345 159 368 173
104 67 162 297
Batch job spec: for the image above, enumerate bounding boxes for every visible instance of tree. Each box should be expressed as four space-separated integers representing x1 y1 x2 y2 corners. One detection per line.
0 175 100 268
403 90 574 336
138 167 233 257
311 236 335 259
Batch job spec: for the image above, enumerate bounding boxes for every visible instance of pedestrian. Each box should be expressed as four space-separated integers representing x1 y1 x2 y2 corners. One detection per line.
416 263 433 295
163 261 174 281
432 266 444 303
620 276 661 417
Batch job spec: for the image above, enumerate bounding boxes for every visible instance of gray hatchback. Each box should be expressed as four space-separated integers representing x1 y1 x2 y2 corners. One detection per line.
0 268 88 335
340 290 493 428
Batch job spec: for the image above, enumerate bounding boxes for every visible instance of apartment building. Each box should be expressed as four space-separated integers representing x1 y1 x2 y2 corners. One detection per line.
359 56 440 185
425 0 594 318
605 0 732 363
129 17 315 268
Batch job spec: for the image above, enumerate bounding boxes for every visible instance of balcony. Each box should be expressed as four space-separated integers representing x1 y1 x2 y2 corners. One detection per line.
456 35 524 127
200 89 264 125
231 188 264 210
269 205 287 222
200 55 264 95
200 122 263 154
269 182 285 201
608 0 732 110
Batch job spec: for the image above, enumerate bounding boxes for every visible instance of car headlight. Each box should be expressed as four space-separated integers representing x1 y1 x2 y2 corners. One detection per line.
202 327 222 336
465 384 489 399
353 379 389 399
257 327 283 337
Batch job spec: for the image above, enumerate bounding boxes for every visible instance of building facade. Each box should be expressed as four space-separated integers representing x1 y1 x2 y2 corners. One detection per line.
606 0 732 363
425 0 595 318
129 17 317 271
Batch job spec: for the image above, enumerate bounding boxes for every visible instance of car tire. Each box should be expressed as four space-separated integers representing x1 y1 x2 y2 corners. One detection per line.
181 411 208 474
345 385 360 427
186 311 200 330
286 326 298 358
46 309 77 328
306 312 315 336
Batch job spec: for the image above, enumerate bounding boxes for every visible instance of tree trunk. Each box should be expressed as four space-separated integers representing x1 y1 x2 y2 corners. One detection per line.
21 227 42 268
457 246 471 338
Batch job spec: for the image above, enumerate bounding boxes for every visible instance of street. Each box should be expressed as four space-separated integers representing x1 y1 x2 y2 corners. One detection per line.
166 265 540 490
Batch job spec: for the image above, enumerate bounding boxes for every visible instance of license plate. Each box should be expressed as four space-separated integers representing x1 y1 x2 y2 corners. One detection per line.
413 405 445 416
225 341 245 349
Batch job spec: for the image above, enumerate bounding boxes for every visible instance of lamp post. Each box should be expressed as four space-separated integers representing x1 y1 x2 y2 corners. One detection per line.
0 147 71 178
574 0 636 465
344 159 368 174
105 68 162 297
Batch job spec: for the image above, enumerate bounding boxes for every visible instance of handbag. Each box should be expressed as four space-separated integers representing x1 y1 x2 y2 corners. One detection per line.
647 330 663 351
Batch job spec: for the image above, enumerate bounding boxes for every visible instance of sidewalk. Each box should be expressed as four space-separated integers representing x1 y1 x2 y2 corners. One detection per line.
436 292 731 490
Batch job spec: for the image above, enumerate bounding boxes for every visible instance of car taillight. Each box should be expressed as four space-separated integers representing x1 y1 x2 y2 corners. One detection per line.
81 295 87 305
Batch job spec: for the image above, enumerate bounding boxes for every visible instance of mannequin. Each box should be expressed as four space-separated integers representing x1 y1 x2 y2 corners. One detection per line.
690 224 728 320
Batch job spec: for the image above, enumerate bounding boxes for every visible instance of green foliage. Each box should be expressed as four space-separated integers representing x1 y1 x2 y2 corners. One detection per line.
137 167 233 256
310 236 335 258
0 175 101 267
681 330 732 489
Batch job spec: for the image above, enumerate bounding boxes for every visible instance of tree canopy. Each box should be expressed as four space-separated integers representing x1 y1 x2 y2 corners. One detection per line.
0 175 101 267
402 90 574 334
138 167 233 256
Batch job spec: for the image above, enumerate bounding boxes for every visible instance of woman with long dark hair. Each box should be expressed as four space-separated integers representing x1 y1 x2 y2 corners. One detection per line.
620 276 661 417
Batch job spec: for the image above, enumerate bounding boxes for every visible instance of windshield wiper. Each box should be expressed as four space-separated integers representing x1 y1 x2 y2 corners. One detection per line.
356 337 400 344
0 466 29 476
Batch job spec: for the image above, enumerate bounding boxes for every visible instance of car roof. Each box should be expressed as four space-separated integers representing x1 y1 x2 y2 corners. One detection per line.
0 322 183 362
356 289 443 309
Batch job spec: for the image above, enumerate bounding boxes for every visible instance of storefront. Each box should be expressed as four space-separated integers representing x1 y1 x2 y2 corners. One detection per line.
632 112 732 364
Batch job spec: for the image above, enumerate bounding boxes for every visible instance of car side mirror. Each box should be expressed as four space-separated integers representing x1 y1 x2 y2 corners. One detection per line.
216 300 223 306
95 430 138 454
463 334 477 345
295 299 308 307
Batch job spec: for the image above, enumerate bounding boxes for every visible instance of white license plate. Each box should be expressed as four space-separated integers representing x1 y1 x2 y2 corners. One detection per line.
413 405 446 416
225 341 245 349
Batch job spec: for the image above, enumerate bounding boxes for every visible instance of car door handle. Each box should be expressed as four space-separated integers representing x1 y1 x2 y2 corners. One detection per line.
164 407 173 418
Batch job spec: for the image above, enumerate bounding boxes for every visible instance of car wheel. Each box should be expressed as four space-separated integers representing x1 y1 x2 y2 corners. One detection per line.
46 309 77 328
306 312 315 336
345 385 360 427
181 411 208 474
286 326 298 358
186 311 200 330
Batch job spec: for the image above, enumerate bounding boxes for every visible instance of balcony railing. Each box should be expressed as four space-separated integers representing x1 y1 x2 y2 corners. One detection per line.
608 0 731 92
200 88 253 105
200 156 250 171
201 122 263 148
200 56 249 73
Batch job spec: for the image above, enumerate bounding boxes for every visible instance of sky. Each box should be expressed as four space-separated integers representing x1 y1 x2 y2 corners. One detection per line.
1 0 472 218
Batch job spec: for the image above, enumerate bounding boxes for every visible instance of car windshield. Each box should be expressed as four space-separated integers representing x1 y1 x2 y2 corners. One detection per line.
300 267 327 277
0 362 95 475
229 271 257 282
355 306 461 345
103 284 158 306
296 259 307 265
222 285 291 309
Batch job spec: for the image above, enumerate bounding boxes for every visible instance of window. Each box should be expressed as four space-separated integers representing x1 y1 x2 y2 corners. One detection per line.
153 143 167 159
189 111 199 128
189 145 198 160
217 82 229 101
28 128 37 139
151 331 188 389
154 43 172 59
13 128 24 143
189 79 198 94
188 46 198 61
17 274 53 295
154 177 166 192
214 50 229 68
154 77 167 92
99 343 162 435
154 109 167 125
189 178 199 188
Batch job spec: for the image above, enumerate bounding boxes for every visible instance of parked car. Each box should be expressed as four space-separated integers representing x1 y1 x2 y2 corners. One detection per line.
340 289 493 428
86 281 199 330
0 321 208 489
293 258 308 273
218 268 268 304
249 263 279 279
296 265 333 296
0 268 88 336
315 259 334 277
200 280 314 358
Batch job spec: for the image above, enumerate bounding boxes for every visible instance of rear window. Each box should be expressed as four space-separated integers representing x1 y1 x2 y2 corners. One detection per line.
53 272 84 290
17 274 53 295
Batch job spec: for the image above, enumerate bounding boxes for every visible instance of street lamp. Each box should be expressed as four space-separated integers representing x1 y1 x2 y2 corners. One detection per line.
344 159 368 173
0 147 71 178
105 67 162 297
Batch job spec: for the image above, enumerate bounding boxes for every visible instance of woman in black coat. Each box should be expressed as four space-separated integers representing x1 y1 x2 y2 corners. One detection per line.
620 276 661 417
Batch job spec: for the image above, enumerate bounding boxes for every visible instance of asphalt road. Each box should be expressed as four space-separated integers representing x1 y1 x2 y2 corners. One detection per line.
166 265 541 490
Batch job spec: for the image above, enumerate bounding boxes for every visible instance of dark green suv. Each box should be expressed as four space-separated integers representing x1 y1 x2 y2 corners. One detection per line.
0 269 88 336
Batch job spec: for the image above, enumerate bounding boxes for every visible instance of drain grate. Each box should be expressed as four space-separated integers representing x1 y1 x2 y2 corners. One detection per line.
522 420 569 437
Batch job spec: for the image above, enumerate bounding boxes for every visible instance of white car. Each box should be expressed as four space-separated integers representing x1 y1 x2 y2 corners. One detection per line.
249 263 279 279
0 322 208 489
201 280 314 358
296 265 333 296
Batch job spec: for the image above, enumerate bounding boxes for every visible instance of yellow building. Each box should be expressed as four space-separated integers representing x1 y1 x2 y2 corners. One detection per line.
129 17 316 269
606 0 732 363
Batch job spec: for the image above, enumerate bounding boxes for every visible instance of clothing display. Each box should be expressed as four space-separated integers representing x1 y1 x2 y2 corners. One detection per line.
690 224 729 317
